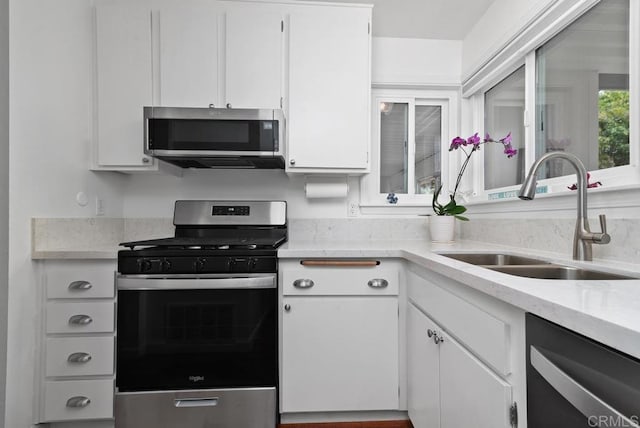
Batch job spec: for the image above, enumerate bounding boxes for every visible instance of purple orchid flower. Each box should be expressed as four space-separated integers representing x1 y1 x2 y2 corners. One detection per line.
499 132 512 145
467 133 481 146
504 146 518 158
450 136 466 151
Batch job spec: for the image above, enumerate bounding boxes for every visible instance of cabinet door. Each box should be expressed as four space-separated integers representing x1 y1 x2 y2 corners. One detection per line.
158 0 218 107
95 1 153 167
407 304 440 428
223 3 283 109
287 5 371 171
281 296 398 412
439 329 512 428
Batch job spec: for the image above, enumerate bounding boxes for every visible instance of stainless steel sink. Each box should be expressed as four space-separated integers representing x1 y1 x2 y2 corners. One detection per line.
440 253 551 266
488 265 637 280
439 252 637 280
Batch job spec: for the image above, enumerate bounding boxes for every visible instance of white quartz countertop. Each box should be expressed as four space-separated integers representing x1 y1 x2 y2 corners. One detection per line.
279 239 640 360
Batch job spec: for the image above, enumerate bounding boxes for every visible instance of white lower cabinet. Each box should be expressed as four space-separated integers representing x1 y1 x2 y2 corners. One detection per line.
407 303 440 428
406 264 524 428
39 260 116 424
279 259 400 414
43 379 115 422
408 304 513 428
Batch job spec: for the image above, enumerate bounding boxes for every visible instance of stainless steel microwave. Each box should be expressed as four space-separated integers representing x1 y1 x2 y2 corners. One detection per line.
144 107 285 169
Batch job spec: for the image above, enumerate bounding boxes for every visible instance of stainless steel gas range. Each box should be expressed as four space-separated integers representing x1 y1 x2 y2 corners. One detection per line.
114 200 286 428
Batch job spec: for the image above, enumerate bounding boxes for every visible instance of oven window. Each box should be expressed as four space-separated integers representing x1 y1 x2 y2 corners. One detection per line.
116 288 277 392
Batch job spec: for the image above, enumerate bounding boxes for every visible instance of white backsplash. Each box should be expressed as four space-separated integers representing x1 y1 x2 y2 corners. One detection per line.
460 218 640 264
32 216 640 264
288 218 430 242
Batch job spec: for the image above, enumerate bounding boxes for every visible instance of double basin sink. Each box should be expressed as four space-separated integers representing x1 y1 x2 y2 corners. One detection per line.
440 253 637 280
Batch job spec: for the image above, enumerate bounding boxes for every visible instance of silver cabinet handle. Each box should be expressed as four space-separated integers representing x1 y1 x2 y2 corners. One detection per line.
68 280 92 291
67 352 92 363
175 397 218 408
293 279 314 289
367 278 388 288
66 396 91 408
427 329 435 338
284 304 291 312
226 103 232 109
68 314 93 326
531 346 639 427
290 159 296 165
434 334 444 345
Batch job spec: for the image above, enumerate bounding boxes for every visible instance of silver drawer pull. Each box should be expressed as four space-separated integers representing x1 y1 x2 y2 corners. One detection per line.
68 280 92 291
68 314 93 326
66 396 91 408
367 278 388 288
174 397 219 408
67 352 92 363
293 279 314 289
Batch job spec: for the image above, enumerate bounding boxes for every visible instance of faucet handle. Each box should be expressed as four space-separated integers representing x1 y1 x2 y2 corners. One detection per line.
595 214 611 244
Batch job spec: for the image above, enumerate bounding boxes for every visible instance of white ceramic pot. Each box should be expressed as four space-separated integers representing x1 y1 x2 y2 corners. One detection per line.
429 215 455 243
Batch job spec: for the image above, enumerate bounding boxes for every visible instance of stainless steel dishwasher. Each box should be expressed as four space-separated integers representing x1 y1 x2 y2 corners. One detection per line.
526 313 640 428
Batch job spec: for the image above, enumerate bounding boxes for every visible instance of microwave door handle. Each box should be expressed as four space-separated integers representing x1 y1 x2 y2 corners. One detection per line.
530 346 639 427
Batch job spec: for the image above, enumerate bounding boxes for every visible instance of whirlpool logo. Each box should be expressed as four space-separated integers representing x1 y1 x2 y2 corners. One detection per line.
188 375 205 383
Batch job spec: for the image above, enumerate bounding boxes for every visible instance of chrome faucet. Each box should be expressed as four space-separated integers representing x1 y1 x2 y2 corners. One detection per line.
518 152 610 261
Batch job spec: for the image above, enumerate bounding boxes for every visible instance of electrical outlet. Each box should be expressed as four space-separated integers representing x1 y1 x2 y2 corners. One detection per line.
348 201 359 217
95 197 105 216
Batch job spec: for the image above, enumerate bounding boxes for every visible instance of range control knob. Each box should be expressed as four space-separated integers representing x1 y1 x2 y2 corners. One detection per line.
194 258 207 273
160 259 172 273
137 259 152 273
249 258 258 270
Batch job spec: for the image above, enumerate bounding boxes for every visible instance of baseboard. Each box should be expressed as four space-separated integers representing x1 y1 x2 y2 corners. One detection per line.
278 421 412 428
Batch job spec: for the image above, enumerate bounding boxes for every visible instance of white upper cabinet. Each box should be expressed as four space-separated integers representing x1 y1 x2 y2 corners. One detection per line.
157 0 219 108
221 2 283 109
93 0 372 173
94 0 154 169
286 4 371 173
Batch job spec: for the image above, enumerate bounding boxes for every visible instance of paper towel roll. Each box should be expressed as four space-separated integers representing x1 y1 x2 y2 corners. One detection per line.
305 182 349 199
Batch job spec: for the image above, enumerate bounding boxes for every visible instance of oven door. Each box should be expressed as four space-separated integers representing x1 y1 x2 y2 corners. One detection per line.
116 274 277 392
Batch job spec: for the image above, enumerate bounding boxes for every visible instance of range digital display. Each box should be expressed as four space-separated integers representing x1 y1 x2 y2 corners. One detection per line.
212 206 250 216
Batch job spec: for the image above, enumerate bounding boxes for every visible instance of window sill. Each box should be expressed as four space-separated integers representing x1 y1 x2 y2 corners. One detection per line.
464 183 640 215
359 203 432 216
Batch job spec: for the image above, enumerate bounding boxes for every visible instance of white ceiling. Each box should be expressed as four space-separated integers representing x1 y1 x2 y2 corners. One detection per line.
302 0 496 40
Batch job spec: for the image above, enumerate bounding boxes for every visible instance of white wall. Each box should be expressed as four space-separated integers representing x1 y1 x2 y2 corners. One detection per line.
7 1 127 426
462 0 554 80
122 170 358 219
372 37 462 86
0 0 9 424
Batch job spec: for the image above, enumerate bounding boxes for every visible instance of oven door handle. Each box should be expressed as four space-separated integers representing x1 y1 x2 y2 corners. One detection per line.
530 346 639 427
174 397 219 408
117 274 276 290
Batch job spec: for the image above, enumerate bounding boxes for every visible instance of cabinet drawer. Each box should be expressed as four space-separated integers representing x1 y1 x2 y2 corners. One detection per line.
46 302 115 334
407 271 510 375
45 261 115 299
43 379 114 422
282 262 398 296
46 337 114 377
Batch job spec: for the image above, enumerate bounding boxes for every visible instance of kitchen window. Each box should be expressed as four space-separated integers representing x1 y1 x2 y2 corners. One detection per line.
483 66 526 190
360 89 458 214
464 0 638 208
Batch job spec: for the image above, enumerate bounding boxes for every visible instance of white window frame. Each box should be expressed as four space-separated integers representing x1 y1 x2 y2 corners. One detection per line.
360 88 459 215
460 0 640 214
